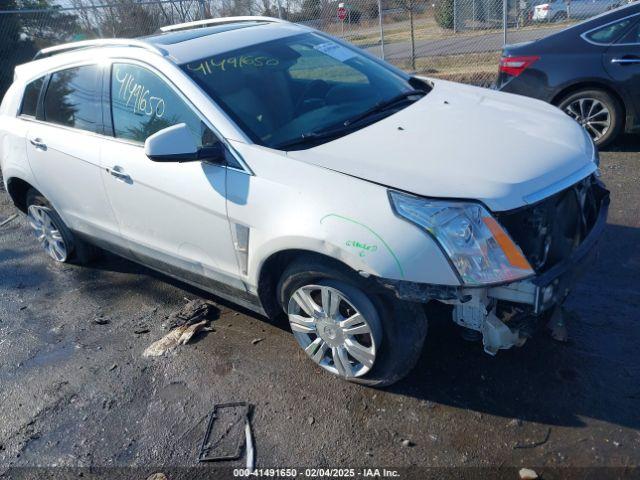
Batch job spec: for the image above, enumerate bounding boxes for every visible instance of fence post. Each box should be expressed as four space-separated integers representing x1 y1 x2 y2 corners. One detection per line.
377 0 385 59
503 0 508 45
276 0 283 19
198 0 206 19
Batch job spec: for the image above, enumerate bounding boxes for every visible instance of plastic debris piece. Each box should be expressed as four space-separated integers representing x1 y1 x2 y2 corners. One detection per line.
245 418 255 471
143 299 219 357
547 307 568 342
146 474 168 480
519 468 538 479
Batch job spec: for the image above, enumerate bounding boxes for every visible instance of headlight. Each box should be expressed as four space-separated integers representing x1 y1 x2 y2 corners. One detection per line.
389 191 534 286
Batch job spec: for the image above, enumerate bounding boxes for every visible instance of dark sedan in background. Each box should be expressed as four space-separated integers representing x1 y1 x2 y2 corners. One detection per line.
497 2 640 147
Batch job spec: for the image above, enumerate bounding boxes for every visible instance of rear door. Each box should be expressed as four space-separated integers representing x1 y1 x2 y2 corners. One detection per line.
100 61 243 291
25 64 120 244
603 20 640 120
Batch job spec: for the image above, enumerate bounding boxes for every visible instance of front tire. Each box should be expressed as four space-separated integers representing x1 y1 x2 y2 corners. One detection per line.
278 256 428 387
25 189 96 264
557 88 623 148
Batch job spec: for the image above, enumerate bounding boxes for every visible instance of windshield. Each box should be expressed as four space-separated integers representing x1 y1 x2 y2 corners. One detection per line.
181 32 429 150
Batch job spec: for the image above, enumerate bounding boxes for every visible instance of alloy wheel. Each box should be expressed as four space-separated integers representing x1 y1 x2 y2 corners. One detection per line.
27 205 68 262
287 284 379 378
563 97 611 143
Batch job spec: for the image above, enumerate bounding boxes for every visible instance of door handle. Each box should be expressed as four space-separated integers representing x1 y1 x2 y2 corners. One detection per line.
611 57 640 65
29 138 47 151
107 166 131 182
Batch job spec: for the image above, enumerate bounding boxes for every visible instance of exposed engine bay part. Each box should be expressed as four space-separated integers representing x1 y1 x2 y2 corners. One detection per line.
451 292 527 355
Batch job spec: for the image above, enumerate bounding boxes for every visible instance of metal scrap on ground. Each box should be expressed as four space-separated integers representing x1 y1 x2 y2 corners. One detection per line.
199 402 252 462
142 298 219 357
0 213 18 227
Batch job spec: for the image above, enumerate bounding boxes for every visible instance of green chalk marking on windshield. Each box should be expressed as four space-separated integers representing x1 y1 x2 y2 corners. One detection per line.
320 214 404 278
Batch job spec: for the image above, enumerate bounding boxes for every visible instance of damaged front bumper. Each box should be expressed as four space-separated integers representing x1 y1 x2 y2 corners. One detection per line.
378 181 610 355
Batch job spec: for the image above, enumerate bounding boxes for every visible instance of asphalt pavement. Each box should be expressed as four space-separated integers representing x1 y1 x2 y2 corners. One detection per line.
0 135 639 479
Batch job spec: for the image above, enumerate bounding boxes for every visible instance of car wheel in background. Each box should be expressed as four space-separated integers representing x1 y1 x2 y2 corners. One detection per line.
557 89 623 148
26 189 97 264
278 256 428 387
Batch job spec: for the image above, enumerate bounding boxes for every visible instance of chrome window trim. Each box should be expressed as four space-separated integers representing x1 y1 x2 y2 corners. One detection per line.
580 12 640 46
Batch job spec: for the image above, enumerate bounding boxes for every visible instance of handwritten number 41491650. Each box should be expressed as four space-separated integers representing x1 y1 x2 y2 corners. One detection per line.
115 69 166 118
187 55 280 76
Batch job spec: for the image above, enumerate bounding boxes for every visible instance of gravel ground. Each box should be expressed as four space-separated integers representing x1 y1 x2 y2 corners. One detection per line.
0 136 639 479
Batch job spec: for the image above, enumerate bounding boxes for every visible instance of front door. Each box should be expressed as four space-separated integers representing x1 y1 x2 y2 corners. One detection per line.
100 61 243 291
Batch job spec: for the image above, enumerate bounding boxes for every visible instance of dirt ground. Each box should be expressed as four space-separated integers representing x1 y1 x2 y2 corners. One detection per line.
0 136 639 479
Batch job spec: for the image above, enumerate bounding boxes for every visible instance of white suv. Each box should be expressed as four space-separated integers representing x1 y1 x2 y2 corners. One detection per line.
0 17 609 386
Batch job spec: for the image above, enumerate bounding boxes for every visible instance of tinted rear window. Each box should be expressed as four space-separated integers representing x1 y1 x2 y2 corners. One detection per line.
43 65 101 133
20 78 44 117
618 21 640 44
584 18 633 44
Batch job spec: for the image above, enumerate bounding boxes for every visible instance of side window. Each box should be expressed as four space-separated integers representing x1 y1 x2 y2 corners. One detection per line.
584 19 633 44
618 21 640 44
20 77 44 117
110 63 218 147
43 65 101 133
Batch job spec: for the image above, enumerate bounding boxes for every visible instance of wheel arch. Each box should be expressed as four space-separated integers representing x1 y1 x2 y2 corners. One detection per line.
256 249 367 319
6 177 36 213
551 81 627 129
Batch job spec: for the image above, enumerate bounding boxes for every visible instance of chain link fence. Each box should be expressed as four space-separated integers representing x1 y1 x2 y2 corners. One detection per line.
0 0 635 97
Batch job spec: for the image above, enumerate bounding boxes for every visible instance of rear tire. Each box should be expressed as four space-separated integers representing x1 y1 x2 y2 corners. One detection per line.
25 189 98 265
277 255 428 387
557 88 623 148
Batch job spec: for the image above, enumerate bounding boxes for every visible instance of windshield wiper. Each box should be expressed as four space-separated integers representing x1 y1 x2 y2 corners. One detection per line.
273 89 426 151
342 89 426 127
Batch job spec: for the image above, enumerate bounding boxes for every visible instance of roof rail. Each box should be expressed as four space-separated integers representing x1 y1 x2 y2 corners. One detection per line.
159 16 287 33
34 39 166 60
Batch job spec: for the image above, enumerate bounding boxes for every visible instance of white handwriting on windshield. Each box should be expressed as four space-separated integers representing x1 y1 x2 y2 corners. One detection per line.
187 55 280 76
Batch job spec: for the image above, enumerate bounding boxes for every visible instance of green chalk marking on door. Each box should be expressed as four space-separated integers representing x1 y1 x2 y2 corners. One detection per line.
320 214 404 278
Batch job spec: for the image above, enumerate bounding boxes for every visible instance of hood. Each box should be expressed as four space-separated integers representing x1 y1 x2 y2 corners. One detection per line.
287 79 597 211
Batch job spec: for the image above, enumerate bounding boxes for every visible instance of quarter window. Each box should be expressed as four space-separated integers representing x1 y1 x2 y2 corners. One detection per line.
110 63 218 147
43 65 101 133
617 21 640 44
584 19 633 44
20 77 44 117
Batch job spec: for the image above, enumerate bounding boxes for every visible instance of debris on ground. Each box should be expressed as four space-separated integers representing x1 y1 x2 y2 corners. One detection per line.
0 213 18 227
134 326 150 335
401 439 414 447
514 427 551 449
307 416 315 425
143 299 219 357
145 474 168 480
245 416 255 471
251 338 264 345
109 364 117 371
199 402 251 462
547 307 569 342
518 468 539 479
94 317 109 325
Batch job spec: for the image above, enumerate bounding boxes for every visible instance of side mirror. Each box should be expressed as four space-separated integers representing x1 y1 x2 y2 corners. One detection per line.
144 123 225 164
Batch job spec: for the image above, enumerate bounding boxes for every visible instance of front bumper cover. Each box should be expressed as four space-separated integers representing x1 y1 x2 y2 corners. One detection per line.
377 182 610 311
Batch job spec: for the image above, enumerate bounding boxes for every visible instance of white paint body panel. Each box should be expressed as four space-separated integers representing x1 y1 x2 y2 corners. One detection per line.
289 80 596 212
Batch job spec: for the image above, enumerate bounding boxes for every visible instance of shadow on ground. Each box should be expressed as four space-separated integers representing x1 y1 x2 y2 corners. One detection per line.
390 222 640 430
